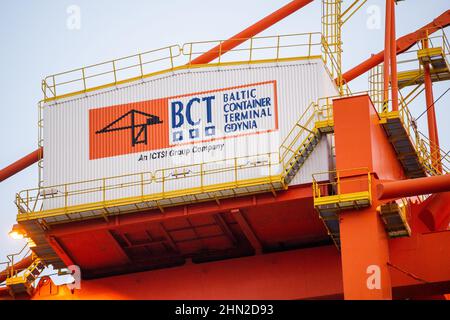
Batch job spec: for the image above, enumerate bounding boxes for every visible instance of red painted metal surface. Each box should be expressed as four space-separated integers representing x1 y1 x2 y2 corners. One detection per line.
421 192 450 231
332 94 405 181
189 0 313 65
43 185 329 279
0 230 443 300
333 95 404 299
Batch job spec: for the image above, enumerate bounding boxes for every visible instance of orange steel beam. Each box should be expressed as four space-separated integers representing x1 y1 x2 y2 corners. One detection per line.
189 0 313 65
339 208 392 299
377 174 450 200
421 192 450 231
383 0 392 106
422 37 442 173
390 0 399 111
341 10 450 84
231 209 263 254
0 147 43 183
18 230 450 300
45 185 313 238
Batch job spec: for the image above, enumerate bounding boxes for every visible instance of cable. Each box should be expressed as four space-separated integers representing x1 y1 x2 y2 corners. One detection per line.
416 87 450 121
387 262 429 284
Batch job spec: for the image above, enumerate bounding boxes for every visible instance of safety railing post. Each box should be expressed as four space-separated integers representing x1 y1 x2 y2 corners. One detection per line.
276 36 281 60
268 153 272 179
81 68 87 92
249 38 254 62
10 255 14 278
169 46 174 69
308 33 312 57
200 163 204 192
64 184 68 209
102 178 106 203
234 158 238 187
52 75 57 98
140 173 144 200
218 41 223 64
162 169 165 195
189 44 193 66
112 60 118 85
138 53 144 77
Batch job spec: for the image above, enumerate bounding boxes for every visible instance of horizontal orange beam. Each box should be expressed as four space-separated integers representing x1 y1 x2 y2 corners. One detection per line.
46 184 313 237
190 0 313 65
0 147 42 182
15 230 450 300
377 174 450 200
341 10 450 83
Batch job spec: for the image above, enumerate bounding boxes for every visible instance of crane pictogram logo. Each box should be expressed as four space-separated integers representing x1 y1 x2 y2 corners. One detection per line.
95 109 163 147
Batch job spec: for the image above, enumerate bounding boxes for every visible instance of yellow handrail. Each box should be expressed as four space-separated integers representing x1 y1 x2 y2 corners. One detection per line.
42 32 331 102
377 85 450 177
279 96 334 177
17 152 282 216
312 167 372 202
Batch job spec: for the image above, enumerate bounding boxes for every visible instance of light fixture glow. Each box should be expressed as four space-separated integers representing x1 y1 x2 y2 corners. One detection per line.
8 224 26 240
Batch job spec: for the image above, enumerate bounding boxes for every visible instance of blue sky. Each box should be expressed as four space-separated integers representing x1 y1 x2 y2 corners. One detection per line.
0 0 449 260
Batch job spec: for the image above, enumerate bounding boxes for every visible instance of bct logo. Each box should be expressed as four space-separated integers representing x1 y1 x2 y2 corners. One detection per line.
170 96 216 143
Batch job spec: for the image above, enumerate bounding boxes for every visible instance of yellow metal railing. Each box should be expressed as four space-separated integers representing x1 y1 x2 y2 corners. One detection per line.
378 89 450 176
396 28 450 81
279 96 334 177
418 131 450 175
16 152 283 217
418 28 450 60
312 167 372 204
368 62 384 112
42 45 182 101
0 244 31 284
42 32 338 102
183 32 322 65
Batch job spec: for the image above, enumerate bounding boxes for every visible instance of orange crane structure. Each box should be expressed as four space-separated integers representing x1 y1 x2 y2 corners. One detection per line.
1 1 450 300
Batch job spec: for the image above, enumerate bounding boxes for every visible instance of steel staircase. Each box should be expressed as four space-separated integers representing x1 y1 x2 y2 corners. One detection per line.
380 97 450 179
5 258 46 296
1 244 47 297
280 99 334 185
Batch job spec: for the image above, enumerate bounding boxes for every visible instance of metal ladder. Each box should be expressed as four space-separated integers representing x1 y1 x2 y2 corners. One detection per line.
279 99 334 185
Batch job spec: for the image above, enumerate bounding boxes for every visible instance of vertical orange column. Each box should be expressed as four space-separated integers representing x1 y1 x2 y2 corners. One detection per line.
422 38 442 173
339 206 392 300
333 95 393 300
383 0 392 110
390 0 399 111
